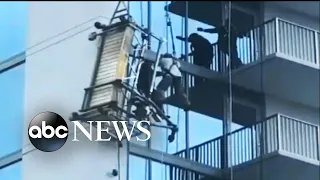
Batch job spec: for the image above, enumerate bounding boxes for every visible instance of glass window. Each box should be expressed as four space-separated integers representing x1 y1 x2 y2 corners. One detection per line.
0 64 25 157
0 161 22 180
0 2 27 61
129 155 147 180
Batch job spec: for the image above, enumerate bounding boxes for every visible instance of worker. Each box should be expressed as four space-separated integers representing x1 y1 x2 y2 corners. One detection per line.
176 33 213 69
189 33 213 69
197 19 243 71
151 53 190 112
176 33 213 86
137 61 153 97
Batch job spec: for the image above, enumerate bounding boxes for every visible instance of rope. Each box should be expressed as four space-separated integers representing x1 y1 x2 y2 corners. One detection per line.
175 15 184 153
165 1 169 54
118 143 121 180
164 4 176 56
227 1 234 180
0 15 109 65
180 16 184 59
26 16 109 52
140 1 144 28
164 2 170 180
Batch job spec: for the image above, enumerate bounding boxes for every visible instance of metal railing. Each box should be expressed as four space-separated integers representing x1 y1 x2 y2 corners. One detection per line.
170 113 319 180
207 18 320 73
172 18 320 94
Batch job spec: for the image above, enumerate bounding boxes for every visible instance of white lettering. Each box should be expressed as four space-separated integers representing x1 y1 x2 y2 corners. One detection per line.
55 126 68 139
96 121 111 141
72 121 93 141
136 121 151 141
28 121 68 139
68 120 152 142
29 126 42 138
42 121 55 138
113 121 136 141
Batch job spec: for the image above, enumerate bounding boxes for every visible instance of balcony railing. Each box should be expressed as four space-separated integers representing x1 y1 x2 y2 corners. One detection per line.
207 18 320 73
174 18 320 93
170 114 320 180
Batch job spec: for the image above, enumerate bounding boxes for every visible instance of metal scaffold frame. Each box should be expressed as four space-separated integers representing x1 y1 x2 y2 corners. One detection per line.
70 23 179 140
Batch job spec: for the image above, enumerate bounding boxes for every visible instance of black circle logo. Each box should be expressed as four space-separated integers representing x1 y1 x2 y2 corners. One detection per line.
28 112 68 152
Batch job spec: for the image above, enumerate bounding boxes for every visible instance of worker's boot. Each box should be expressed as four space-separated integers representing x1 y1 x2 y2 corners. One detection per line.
152 89 166 102
178 92 191 110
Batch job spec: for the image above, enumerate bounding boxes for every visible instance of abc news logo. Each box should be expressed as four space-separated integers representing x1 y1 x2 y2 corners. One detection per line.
28 112 151 152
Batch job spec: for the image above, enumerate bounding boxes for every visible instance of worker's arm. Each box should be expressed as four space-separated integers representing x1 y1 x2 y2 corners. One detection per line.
197 27 218 33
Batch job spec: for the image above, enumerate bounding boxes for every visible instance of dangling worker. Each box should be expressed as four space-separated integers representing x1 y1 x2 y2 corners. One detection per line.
151 53 191 111
137 61 153 97
197 19 243 71
177 33 213 86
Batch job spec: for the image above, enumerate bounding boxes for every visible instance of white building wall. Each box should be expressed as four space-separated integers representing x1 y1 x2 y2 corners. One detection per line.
264 2 319 31
22 2 129 180
265 96 319 125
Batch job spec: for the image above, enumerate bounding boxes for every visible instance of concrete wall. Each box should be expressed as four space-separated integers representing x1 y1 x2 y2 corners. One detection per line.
265 96 319 125
264 2 319 31
22 2 129 180
233 154 319 180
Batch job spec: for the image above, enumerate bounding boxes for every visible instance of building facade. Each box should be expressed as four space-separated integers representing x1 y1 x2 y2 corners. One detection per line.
0 1 319 180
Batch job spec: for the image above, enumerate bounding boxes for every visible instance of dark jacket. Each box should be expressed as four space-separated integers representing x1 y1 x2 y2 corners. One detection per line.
216 25 238 52
189 34 213 66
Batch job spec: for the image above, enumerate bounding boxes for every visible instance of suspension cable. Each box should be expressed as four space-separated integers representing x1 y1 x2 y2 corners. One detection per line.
176 16 184 153
164 2 169 180
165 1 169 54
164 2 176 56
184 3 190 180
227 1 234 180
118 143 121 180
140 1 144 28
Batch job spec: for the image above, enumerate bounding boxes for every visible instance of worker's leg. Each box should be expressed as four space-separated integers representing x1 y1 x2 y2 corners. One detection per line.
172 76 191 108
217 46 225 73
230 47 243 70
151 73 173 112
193 53 213 87
193 56 205 87
137 62 152 97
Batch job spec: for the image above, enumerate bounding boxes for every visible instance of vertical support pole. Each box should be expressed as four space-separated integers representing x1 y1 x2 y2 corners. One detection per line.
126 140 130 180
147 3 152 180
127 1 130 14
184 2 190 180
258 2 265 180
147 2 152 50
221 96 229 169
220 1 229 171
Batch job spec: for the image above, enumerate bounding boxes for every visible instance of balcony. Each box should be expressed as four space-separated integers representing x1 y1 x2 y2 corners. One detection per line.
170 114 320 180
165 17 320 114
212 18 320 108
208 18 319 71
